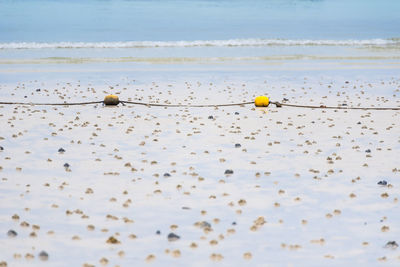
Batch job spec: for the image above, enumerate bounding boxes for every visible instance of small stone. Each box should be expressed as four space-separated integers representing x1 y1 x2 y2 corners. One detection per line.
232 221 237 225
0 146 3 151
378 180 388 186
58 148 65 153
7 229 17 237
36 88 41 92
224 169 234 175
208 116 214 119
63 163 70 168
384 241 398 249
163 173 171 177
106 236 120 244
199 221 211 229
235 143 241 148
0 261 7 267
234 112 239 115
38 251 49 261
365 149 371 153
167 233 180 242
156 230 161 235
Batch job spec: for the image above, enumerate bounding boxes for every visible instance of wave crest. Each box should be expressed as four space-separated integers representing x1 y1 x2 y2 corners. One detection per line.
0 39 399 49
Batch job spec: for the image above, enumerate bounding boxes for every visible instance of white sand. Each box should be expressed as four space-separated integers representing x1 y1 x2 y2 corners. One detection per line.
0 67 400 266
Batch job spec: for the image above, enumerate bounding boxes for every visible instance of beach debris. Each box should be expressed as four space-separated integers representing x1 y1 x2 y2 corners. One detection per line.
106 236 121 244
167 232 180 242
38 251 49 261
7 229 17 237
224 169 234 175
384 241 398 249
58 148 65 153
378 180 388 186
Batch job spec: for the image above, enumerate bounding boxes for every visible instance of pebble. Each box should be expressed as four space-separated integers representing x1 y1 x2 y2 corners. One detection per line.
378 180 388 186
384 241 398 249
235 143 241 148
0 146 3 151
156 230 161 235
234 112 239 115
38 251 49 261
224 169 234 175
58 148 66 153
63 163 70 168
167 232 180 242
365 149 371 153
163 173 171 177
7 229 17 237
208 115 214 119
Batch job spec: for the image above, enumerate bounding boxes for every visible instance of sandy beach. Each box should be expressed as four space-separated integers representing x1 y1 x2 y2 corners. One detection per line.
0 60 400 266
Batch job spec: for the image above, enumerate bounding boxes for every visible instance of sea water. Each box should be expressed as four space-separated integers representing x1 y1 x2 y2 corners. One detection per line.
0 0 400 82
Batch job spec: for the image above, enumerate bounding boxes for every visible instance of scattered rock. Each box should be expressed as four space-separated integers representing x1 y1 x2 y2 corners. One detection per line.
365 149 371 153
106 236 120 244
378 180 388 186
7 230 17 237
234 112 239 115
0 146 3 151
235 143 241 148
63 163 70 168
38 251 49 261
224 169 234 175
208 116 214 119
58 148 66 153
0 261 7 267
163 173 171 177
384 241 398 249
156 230 161 235
167 233 180 242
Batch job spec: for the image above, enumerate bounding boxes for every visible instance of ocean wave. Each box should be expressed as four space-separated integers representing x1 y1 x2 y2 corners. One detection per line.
0 39 399 49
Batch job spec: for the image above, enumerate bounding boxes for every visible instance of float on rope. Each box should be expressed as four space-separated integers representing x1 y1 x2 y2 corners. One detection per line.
254 96 270 107
104 95 120 106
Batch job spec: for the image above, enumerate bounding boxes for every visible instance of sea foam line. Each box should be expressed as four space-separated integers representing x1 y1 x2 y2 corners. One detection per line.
0 39 399 49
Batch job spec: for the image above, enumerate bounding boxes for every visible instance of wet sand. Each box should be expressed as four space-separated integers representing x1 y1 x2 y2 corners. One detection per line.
0 71 400 266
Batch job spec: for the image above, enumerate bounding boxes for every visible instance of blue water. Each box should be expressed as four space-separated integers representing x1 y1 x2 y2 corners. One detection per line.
1 0 400 43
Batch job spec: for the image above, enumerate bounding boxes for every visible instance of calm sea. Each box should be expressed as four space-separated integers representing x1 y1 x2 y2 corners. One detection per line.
1 0 400 44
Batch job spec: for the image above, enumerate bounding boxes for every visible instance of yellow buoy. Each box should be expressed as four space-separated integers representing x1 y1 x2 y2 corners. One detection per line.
104 95 119 105
254 96 269 107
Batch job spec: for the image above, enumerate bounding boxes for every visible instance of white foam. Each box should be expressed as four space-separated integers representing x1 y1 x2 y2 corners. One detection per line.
0 39 398 49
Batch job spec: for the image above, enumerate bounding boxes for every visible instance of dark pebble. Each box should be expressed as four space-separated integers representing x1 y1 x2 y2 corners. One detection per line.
235 143 241 148
38 251 49 261
341 103 348 106
24 96 27 98
208 116 214 119
357 122 361 125
232 222 237 225
283 98 289 102
234 112 239 115
384 241 399 249
311 121 315 123
7 229 17 237
199 221 211 228
167 232 180 242
36 89 41 92
224 169 234 175
63 163 70 168
58 148 66 153
0 146 3 151
156 230 161 235
365 149 371 153
378 180 388 186
163 173 171 177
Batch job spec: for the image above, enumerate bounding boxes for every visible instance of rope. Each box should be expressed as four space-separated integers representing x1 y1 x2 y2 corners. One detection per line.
0 101 103 106
120 100 253 107
270 101 400 111
0 99 399 110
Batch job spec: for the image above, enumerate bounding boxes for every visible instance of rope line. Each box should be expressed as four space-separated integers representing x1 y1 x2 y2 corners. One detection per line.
0 100 399 110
